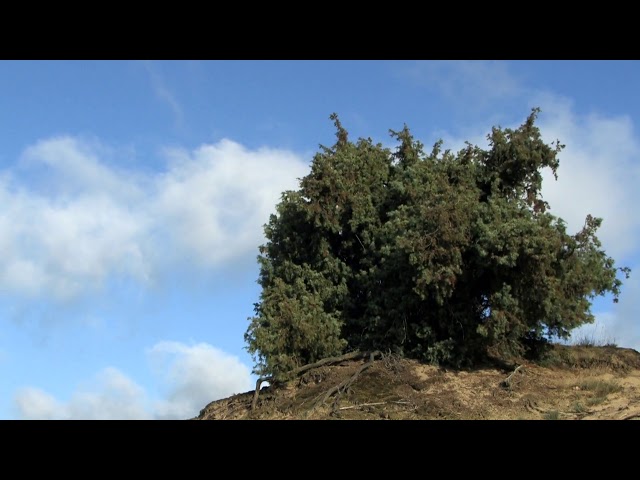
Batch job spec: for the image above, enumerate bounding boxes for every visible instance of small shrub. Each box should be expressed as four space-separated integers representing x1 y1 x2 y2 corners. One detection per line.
571 402 587 414
579 379 622 396
543 410 560 420
579 379 622 406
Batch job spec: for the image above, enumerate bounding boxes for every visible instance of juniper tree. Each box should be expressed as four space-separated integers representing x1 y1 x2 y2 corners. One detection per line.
245 109 630 380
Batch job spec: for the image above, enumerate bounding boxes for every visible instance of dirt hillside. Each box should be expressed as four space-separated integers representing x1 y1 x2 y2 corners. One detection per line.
193 344 640 420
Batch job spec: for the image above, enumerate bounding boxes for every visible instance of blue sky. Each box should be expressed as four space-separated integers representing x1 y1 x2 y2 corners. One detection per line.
1 60 638 419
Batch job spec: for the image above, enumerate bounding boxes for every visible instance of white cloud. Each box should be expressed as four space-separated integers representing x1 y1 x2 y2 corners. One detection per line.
20 136 141 199
0 136 307 302
148 341 253 420
156 140 307 267
14 367 152 420
574 263 640 352
67 367 152 420
14 387 60 420
535 93 640 261
429 92 640 262
13 342 252 420
428 92 640 352
0 158 151 300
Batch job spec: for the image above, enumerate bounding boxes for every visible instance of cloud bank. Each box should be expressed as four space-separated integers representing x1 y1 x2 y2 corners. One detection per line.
0 136 308 302
14 367 152 420
13 341 252 420
148 341 253 420
535 93 640 261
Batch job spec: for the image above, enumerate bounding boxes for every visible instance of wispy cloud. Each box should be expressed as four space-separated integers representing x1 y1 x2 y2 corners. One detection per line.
0 136 308 303
143 61 186 130
401 60 523 111
13 341 252 420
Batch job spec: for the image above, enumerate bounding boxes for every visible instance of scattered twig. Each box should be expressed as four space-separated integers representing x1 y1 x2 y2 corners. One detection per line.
339 402 387 411
381 350 403 371
338 400 413 411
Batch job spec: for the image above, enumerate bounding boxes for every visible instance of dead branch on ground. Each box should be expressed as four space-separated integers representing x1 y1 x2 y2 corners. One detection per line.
501 365 524 389
338 400 413 411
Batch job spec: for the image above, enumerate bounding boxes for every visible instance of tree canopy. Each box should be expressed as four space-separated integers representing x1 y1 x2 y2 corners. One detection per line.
245 109 630 381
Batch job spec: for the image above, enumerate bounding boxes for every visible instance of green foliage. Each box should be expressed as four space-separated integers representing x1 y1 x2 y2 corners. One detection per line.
245 109 630 380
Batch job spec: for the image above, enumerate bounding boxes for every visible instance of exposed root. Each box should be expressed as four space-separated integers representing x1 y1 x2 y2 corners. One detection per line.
310 351 381 411
524 397 544 413
292 351 367 376
252 351 372 411
621 412 640 420
252 377 269 411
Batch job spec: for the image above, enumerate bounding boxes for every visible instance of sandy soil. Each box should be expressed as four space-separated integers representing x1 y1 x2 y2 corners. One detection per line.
193 345 640 420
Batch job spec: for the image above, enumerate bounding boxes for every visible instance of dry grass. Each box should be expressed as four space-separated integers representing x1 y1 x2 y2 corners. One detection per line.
572 334 618 348
579 379 622 406
570 401 587 414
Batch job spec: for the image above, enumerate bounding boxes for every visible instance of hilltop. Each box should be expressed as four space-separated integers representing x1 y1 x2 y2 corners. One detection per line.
194 344 640 420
